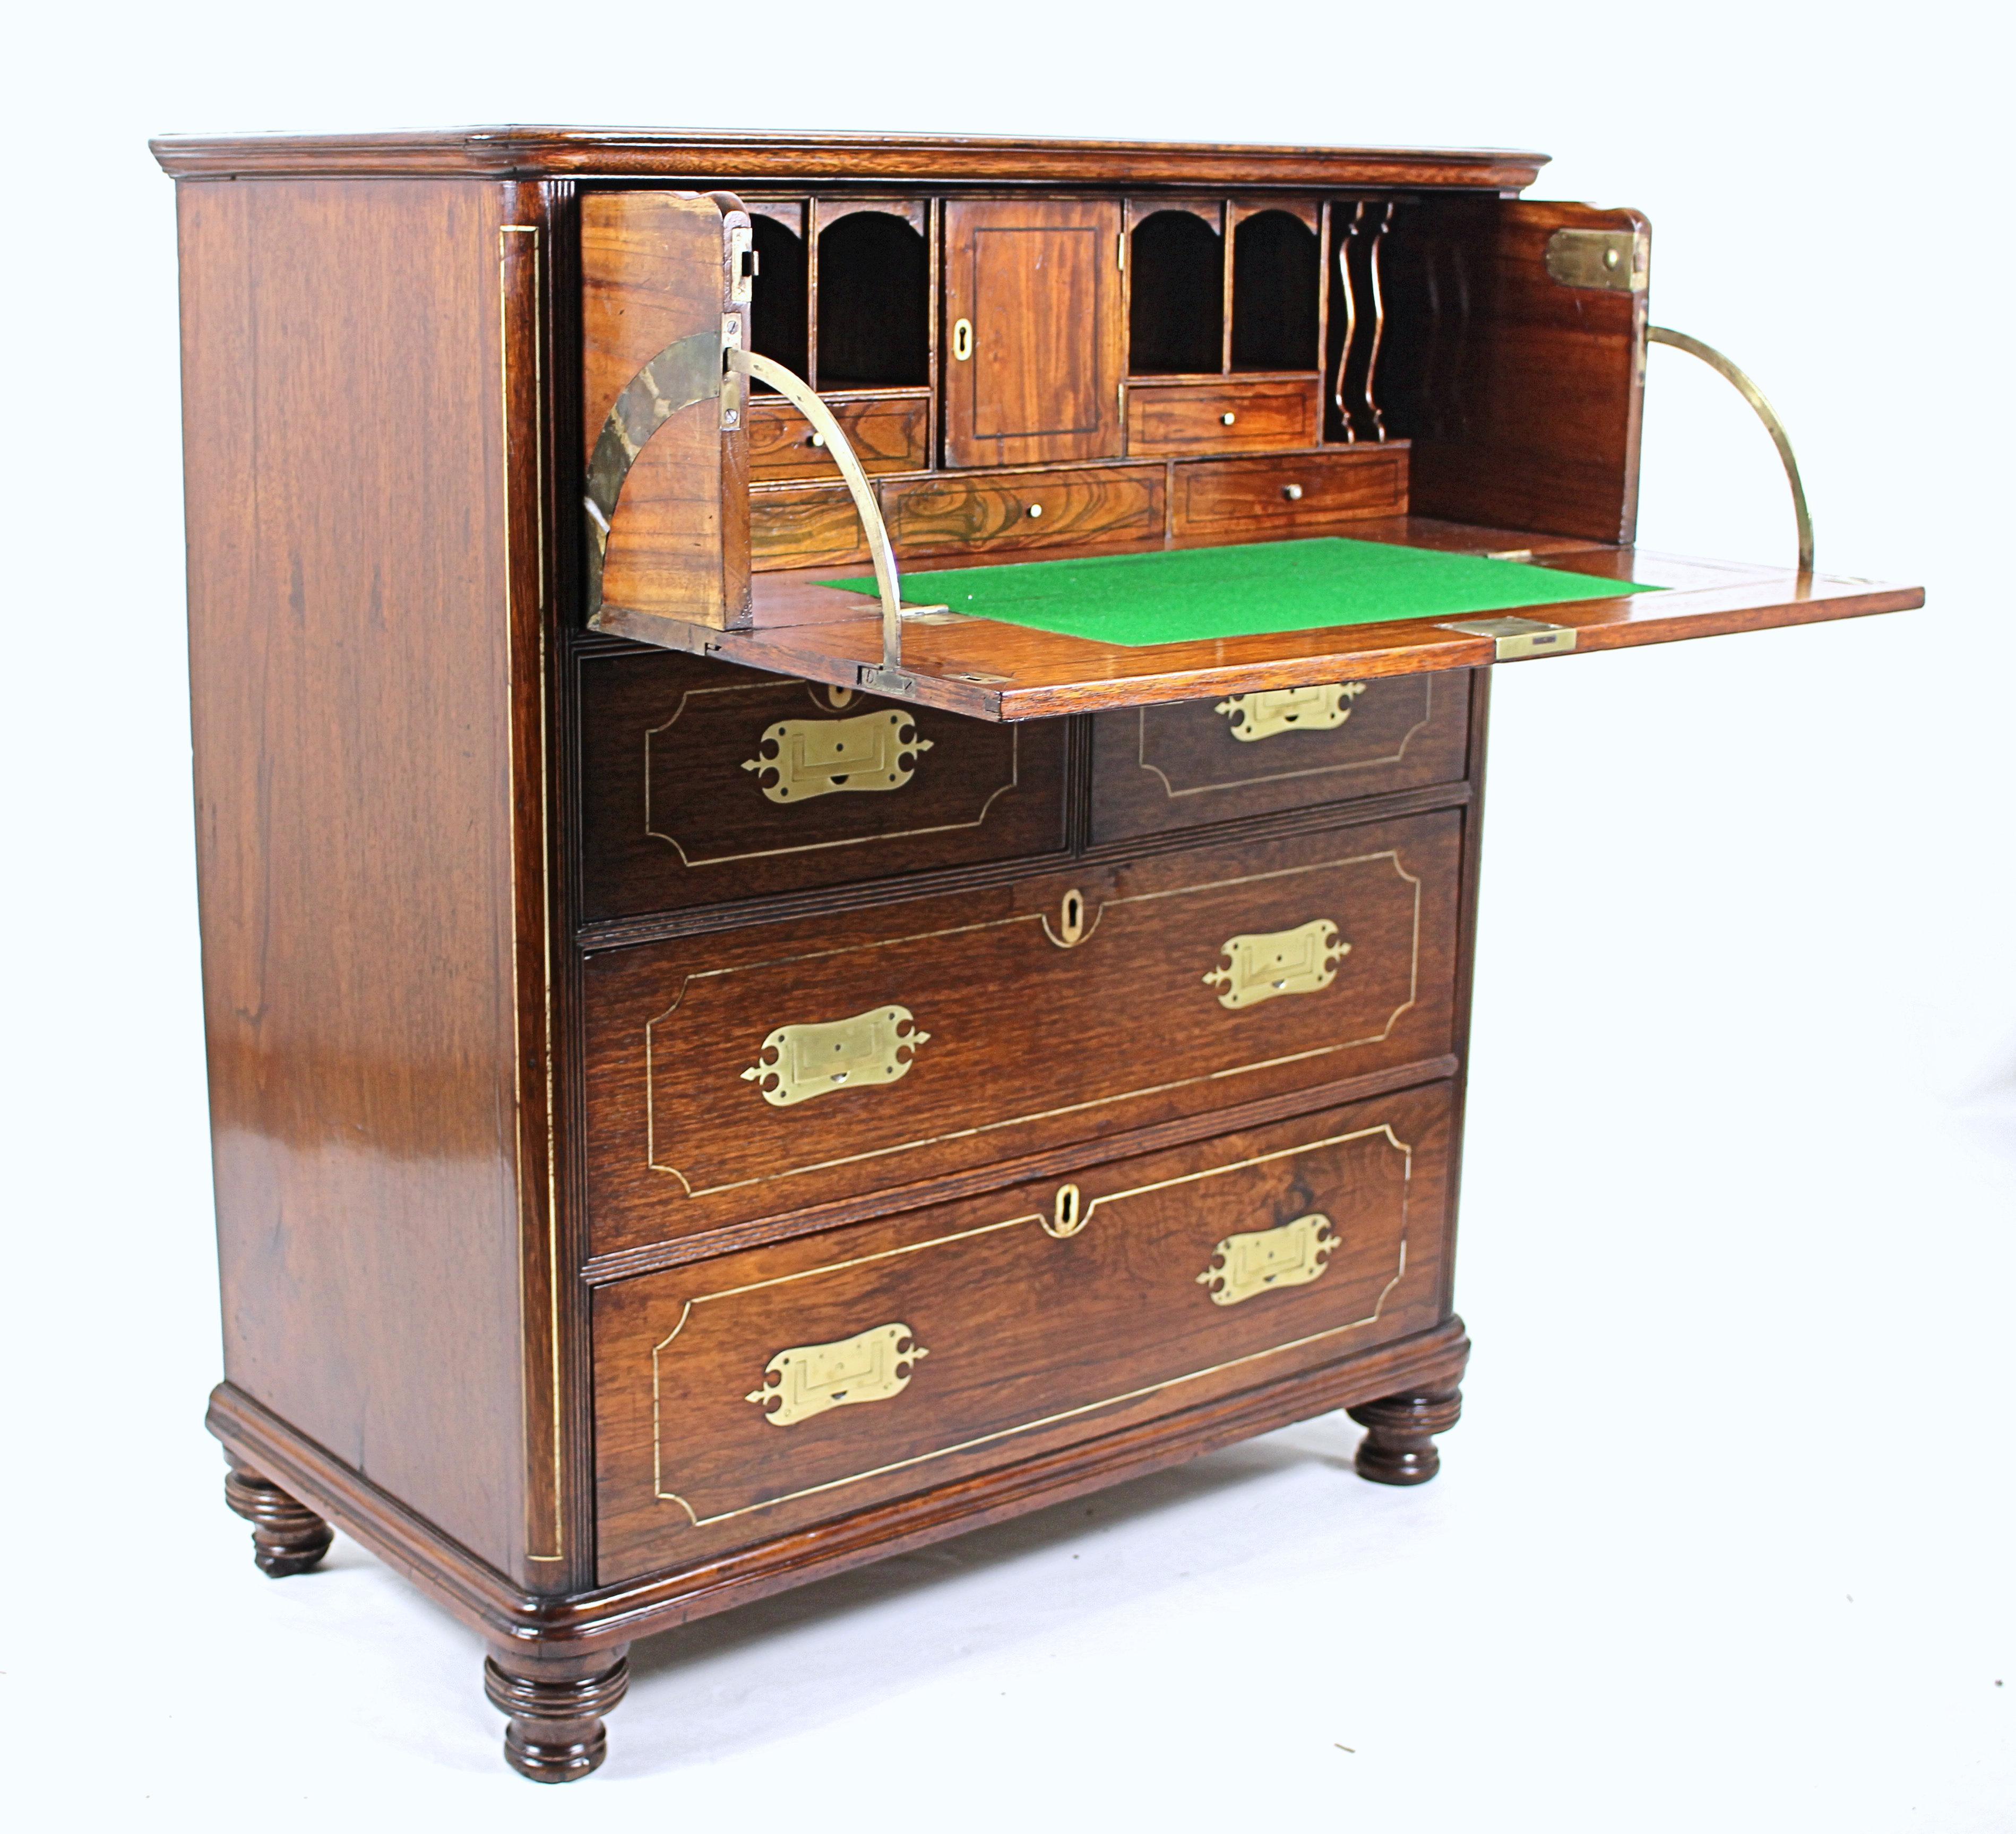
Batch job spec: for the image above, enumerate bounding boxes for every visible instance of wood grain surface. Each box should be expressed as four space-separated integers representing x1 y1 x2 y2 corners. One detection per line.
1126 376 1321 456
885 463 1165 558
746 391 928 481
593 1083 1455 1578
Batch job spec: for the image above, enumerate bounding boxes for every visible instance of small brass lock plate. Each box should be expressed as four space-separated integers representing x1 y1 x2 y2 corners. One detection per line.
1215 682 1367 741
745 1322 928 1426
1203 919 1349 1010
1441 615 1578 661
1544 226 1648 293
1197 1213 1337 1306
740 1005 930 1108
742 710 933 803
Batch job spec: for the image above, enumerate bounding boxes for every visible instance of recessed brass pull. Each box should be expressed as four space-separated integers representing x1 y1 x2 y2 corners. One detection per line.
1197 1213 1336 1305
1216 682 1366 741
740 1006 930 1108
1047 1182 1085 1239
1204 919 1349 1009
741 710 933 803
745 1322 928 1426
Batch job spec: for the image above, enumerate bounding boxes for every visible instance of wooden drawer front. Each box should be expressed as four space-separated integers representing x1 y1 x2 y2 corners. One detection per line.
578 651 1069 921
1127 379 1321 457
593 1084 1454 1579
1173 449 1406 537
884 464 1164 559
1091 671 1472 842
583 815 1461 1250
751 481 867 571
747 393 929 482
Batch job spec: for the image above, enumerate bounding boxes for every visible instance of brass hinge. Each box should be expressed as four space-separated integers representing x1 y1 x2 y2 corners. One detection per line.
1545 226 1648 293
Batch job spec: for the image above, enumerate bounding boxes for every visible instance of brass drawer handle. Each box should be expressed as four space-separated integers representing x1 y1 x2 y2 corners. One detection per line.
1215 682 1366 741
746 1322 928 1426
740 1005 930 1107
1204 919 1348 1009
952 317 973 361
1198 1213 1336 1305
741 710 932 803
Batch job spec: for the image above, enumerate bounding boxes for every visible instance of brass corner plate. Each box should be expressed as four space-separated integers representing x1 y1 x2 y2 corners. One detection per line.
740 1005 930 1108
745 1322 928 1426
1204 919 1349 1010
1544 226 1648 293
1197 1212 1337 1305
1215 682 1367 741
742 709 933 803
1440 615 1576 661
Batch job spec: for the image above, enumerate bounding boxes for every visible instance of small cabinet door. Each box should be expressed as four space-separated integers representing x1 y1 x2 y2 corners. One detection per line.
943 198 1125 469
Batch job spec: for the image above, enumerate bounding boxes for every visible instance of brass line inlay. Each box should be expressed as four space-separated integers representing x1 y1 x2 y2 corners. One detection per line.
642 682 1021 866
1134 677 1436 800
648 1124 1413 1527
641 849 1424 1199
499 221 563 1563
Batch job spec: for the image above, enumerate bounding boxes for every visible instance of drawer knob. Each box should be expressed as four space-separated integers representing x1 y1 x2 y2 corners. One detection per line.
1198 1213 1337 1306
1281 482 1304 501
1216 682 1366 741
807 431 826 448
1025 501 1043 518
746 1322 929 1426
1221 411 1237 426
742 710 932 803
740 1005 930 1108
1204 919 1349 1009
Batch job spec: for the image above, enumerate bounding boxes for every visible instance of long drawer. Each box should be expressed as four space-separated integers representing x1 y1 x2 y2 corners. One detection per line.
1173 448 1406 538
1091 670 1473 842
582 815 1463 1250
883 463 1165 559
592 1083 1455 1580
578 650 1069 920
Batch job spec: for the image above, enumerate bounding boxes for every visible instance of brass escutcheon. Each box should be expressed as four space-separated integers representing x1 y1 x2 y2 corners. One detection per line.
1197 1213 1337 1305
1046 1182 1085 1239
740 1006 930 1108
745 1322 928 1426
742 710 932 804
1203 919 1349 1009
1215 682 1366 741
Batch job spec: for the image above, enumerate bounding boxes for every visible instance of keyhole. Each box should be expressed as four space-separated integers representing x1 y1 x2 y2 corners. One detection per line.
1058 888 1085 946
1052 1182 1083 1238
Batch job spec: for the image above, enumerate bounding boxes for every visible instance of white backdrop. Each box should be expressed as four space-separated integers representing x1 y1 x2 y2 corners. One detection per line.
5 3 2010 1826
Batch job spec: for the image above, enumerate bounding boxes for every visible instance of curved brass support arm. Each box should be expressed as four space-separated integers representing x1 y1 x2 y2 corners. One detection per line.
1648 326 1814 575
727 347 912 690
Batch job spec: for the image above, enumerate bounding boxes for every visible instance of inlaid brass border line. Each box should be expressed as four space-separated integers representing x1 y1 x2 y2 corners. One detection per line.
642 848 1424 1199
499 219 565 1565
648 1124 1413 1527
640 682 1022 866
1133 675 1437 800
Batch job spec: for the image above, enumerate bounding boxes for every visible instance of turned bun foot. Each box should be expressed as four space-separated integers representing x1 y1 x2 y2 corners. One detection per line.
484 1646 631 1783
224 1464 335 1576
1348 1386 1463 1485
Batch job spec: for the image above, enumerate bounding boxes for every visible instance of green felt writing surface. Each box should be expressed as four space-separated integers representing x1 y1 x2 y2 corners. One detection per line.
827 537 1659 646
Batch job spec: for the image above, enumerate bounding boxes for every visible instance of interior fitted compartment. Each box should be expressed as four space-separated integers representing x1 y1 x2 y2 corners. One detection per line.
1129 205 1224 375
816 205 930 389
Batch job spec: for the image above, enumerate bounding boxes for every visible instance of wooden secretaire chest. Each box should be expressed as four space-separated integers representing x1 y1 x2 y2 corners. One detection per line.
152 125 1919 1780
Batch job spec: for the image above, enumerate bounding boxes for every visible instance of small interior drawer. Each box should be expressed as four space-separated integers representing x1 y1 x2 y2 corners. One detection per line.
751 481 868 570
1174 448 1407 537
577 650 1069 921
591 1081 1455 1580
1127 378 1321 457
747 392 929 482
1092 670 1472 842
582 816 1462 1249
884 464 1165 559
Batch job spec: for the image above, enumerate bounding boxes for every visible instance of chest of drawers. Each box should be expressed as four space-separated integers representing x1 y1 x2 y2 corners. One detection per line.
154 125 1919 1782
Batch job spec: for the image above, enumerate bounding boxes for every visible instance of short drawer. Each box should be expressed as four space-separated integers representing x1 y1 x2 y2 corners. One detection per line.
884 464 1164 559
1091 670 1473 842
592 1083 1455 1580
1127 378 1321 457
747 392 929 482
1173 448 1406 537
751 481 867 570
583 815 1462 1249
578 650 1070 921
